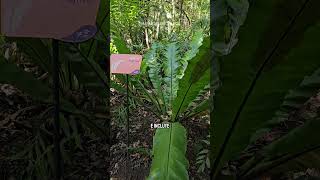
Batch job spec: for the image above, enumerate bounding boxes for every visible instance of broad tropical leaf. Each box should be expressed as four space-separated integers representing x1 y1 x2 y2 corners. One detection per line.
186 98 209 119
96 0 109 36
251 67 320 142
163 42 180 110
172 38 211 121
145 42 163 91
148 122 189 180
144 42 167 113
211 0 320 178
269 68 320 125
240 117 320 179
177 30 204 79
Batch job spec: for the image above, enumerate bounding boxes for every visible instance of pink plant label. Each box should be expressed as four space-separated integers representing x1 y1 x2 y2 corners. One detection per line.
1 0 100 42
110 54 142 75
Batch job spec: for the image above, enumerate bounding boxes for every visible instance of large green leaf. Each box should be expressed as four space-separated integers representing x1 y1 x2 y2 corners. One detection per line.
97 0 109 32
172 38 211 121
240 117 320 179
147 122 189 180
270 68 320 125
211 0 320 178
251 67 320 142
144 42 167 113
184 98 210 120
163 42 180 110
145 42 163 91
177 31 204 79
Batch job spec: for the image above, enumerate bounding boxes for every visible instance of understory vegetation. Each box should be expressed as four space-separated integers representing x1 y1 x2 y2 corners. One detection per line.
0 1 110 179
0 0 320 180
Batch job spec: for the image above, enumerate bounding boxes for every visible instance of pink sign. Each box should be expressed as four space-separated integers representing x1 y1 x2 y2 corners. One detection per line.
110 54 142 75
1 0 100 42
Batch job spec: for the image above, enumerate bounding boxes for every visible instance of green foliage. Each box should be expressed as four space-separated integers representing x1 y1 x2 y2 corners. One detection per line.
60 42 108 98
142 32 210 121
147 122 189 180
172 38 210 121
112 97 137 127
251 67 320 142
10 135 55 179
0 57 52 101
7 114 82 179
163 42 179 110
110 30 210 179
110 41 118 54
240 117 320 179
111 0 209 53
143 36 210 179
111 30 210 122
196 135 210 173
0 1 109 178
211 0 320 179
0 48 108 178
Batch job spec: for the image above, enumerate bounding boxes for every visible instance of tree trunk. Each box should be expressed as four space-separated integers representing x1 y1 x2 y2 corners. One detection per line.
144 19 150 49
155 1 162 40
171 0 175 33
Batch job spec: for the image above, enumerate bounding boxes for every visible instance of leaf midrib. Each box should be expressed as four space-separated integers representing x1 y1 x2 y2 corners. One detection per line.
165 124 173 179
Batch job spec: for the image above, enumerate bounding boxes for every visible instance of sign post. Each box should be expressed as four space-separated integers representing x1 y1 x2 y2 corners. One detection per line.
52 39 62 179
110 54 142 179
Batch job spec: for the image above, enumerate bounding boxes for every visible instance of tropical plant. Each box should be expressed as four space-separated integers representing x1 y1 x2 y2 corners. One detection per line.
146 37 211 179
211 0 320 179
112 29 211 179
111 30 210 118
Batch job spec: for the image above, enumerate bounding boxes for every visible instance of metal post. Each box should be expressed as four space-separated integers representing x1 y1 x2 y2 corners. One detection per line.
126 74 130 180
52 39 62 179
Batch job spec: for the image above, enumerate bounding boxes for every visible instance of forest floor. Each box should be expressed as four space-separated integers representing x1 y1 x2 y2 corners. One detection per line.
1 83 320 180
0 83 210 180
109 90 210 180
0 83 109 179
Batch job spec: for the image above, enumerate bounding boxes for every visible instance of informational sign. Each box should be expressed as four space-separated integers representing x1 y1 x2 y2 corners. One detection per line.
110 54 142 75
1 0 100 42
